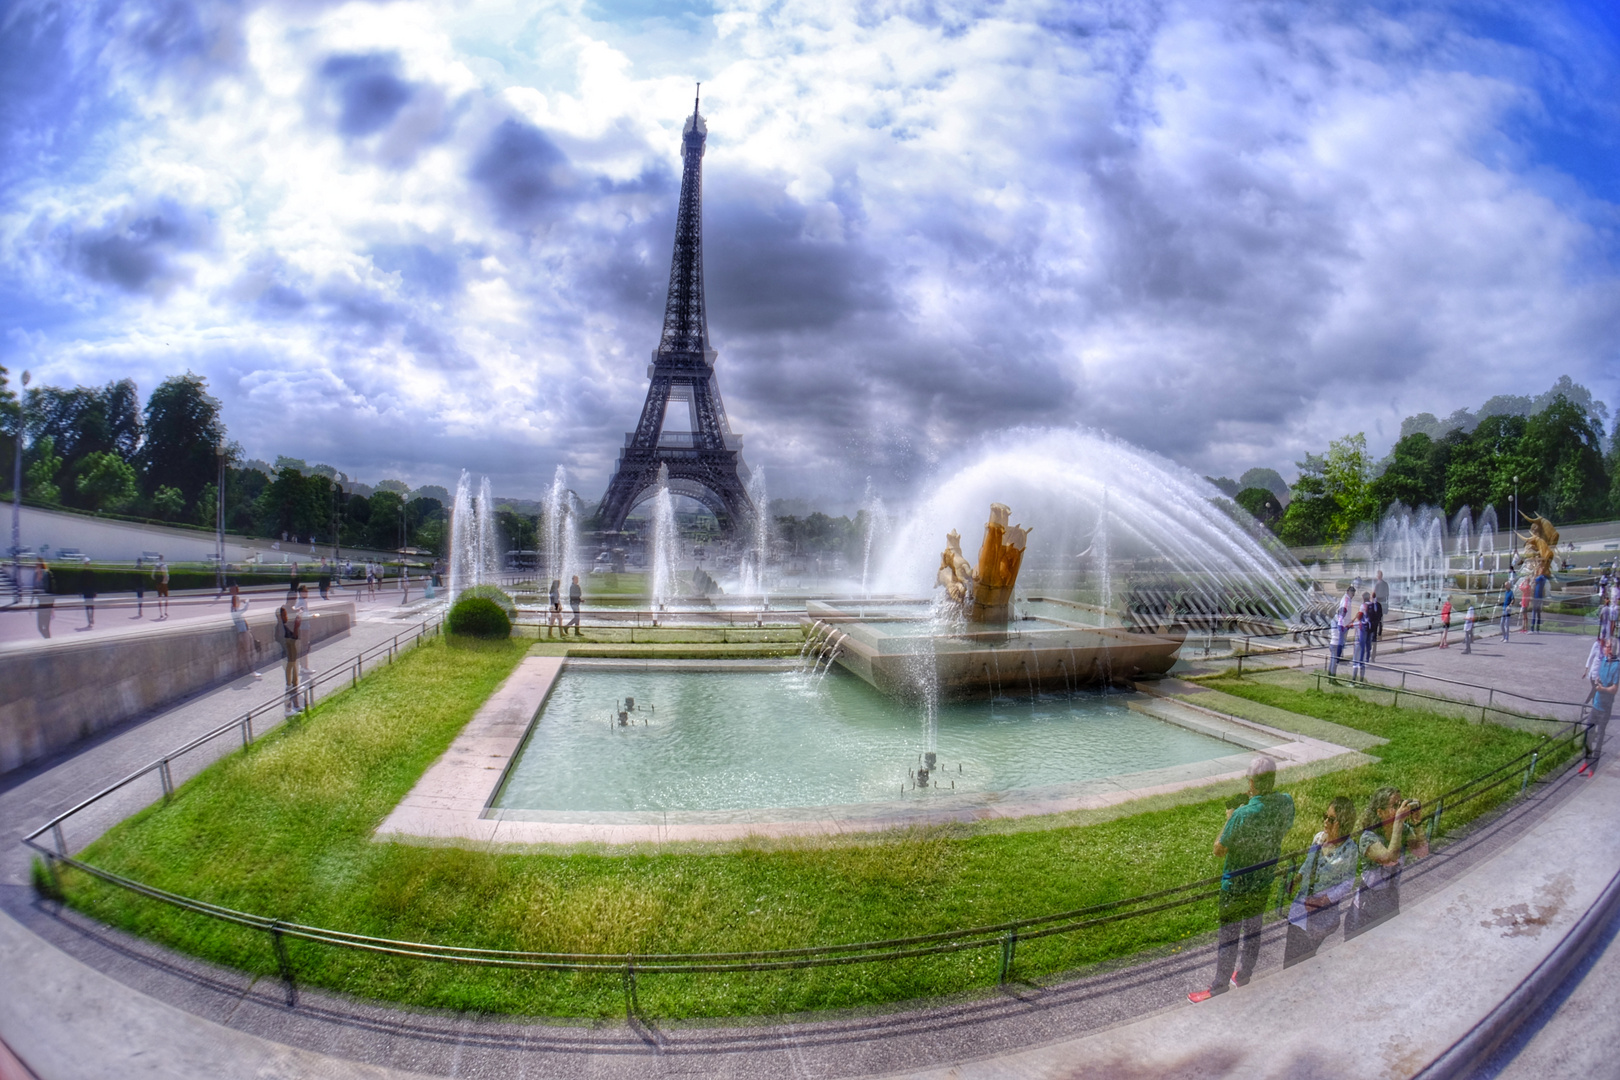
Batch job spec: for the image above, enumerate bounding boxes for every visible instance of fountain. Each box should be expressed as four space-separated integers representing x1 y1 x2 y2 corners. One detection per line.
739 466 770 604
478 476 498 587
649 464 678 613
448 470 475 601
859 478 889 599
807 428 1308 701
1373 504 1448 611
543 466 581 589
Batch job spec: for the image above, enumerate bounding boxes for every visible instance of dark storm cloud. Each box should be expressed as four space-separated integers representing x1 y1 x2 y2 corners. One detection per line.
59 197 215 295
319 53 415 137
470 119 578 228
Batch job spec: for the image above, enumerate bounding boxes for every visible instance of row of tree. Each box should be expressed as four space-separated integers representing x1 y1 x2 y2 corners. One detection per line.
1237 376 1620 547
0 368 450 555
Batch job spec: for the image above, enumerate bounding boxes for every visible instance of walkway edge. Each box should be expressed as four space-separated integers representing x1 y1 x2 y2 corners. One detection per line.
1416 837 1620 1079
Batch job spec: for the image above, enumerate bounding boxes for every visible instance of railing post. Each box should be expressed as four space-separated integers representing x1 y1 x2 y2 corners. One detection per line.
51 821 66 857
1521 752 1539 794
270 922 297 1007
1430 797 1444 841
159 759 173 801
999 929 1018 984
623 956 639 1017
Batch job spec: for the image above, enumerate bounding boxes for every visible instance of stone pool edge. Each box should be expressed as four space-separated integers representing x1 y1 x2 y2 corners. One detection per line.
374 658 1371 847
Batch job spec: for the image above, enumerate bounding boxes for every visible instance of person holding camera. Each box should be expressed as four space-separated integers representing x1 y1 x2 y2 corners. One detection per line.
1347 786 1429 937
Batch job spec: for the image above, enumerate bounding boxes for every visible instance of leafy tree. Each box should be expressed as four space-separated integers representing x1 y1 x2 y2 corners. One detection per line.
26 379 142 465
1235 487 1283 530
1238 467 1289 503
74 451 138 511
366 489 404 550
224 465 268 533
1369 432 1444 510
139 373 225 505
375 478 409 495
25 435 62 503
1521 394 1608 520
1204 476 1241 497
152 485 186 520
1608 415 1620 517
1278 454 1333 547
256 466 334 542
0 367 18 491
1322 433 1376 540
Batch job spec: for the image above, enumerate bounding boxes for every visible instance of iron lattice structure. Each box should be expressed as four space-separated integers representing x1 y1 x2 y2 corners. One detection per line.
597 93 754 536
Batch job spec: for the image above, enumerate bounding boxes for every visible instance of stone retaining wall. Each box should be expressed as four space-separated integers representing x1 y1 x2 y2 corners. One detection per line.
0 604 353 774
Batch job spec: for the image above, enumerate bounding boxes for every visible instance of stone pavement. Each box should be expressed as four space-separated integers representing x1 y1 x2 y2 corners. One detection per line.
1 619 1618 1079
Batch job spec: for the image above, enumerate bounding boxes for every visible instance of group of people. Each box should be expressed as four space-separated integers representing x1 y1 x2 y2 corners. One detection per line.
228 582 318 714
1189 756 1430 1001
1581 571 1620 776
1327 571 1387 680
545 575 584 637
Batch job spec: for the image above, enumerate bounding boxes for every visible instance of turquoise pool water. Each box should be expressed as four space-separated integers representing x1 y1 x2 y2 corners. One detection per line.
492 667 1235 815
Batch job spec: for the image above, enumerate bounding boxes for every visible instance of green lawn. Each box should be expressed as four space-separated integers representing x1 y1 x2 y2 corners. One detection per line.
57 649 1567 1019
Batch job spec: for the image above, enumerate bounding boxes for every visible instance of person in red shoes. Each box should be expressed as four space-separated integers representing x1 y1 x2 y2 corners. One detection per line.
1190 756 1295 1003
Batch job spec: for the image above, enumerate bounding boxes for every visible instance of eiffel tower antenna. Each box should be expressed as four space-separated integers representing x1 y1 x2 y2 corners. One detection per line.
596 94 754 537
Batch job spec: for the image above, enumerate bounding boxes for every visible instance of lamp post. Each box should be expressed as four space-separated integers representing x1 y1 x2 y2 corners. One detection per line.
11 370 29 602
215 440 227 591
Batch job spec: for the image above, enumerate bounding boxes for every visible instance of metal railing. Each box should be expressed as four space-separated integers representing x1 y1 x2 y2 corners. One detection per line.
19 641 1590 1015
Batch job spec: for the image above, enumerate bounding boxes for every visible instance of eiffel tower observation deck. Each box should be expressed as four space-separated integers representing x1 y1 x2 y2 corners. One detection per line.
596 90 754 537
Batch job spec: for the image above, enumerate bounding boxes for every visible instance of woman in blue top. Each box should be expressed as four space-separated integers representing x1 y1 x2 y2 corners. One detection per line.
1500 581 1515 644
1284 795 1359 967
1580 637 1619 777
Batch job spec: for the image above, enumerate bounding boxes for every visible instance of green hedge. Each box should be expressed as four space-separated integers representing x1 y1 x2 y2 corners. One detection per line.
447 596 511 638
458 585 515 616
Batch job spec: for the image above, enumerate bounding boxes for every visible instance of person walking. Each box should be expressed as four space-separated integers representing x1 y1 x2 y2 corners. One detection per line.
1329 586 1352 678
1579 637 1618 777
34 560 53 639
155 558 170 619
1438 595 1452 649
1366 590 1383 660
79 564 96 630
1500 581 1514 644
295 584 316 684
1463 604 1476 654
1519 573 1533 633
278 589 303 715
547 578 562 637
229 583 262 679
567 575 583 637
1372 571 1390 639
1189 756 1295 1002
1531 570 1548 633
1351 604 1372 681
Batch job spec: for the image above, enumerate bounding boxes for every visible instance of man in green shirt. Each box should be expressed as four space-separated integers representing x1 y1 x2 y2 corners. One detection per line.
1190 755 1295 1002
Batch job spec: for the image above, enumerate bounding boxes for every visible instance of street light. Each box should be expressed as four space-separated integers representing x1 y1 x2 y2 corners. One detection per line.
215 439 227 591
11 370 29 602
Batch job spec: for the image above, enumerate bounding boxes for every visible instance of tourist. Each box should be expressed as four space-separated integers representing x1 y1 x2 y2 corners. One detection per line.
1602 594 1619 645
1189 755 1295 1002
1372 571 1390 638
1463 604 1476 654
1329 586 1353 678
34 560 53 638
318 558 331 600
401 567 410 604
1500 581 1514 644
547 578 562 637
79 565 96 630
1366 589 1383 659
568 575 583 636
133 558 145 618
278 589 302 714
155 558 170 619
1351 604 1371 681
1438 595 1451 649
1519 573 1533 633
1346 786 1429 937
1532 570 1548 633
1284 796 1359 968
1579 637 1618 777
295 584 315 683
229 583 261 678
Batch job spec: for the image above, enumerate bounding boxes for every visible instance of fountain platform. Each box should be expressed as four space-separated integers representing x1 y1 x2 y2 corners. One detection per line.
805 598 1186 701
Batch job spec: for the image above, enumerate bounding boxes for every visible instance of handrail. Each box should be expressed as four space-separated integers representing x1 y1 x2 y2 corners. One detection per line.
20 618 1586 1008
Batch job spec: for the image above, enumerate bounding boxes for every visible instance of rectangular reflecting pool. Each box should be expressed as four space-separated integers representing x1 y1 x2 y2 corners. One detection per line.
492 665 1238 817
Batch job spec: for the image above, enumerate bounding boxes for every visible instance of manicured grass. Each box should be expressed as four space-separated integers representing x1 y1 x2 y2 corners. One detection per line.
59 655 1564 1020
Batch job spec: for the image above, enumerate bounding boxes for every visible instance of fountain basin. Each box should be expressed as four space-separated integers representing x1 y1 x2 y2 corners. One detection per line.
805 599 1186 701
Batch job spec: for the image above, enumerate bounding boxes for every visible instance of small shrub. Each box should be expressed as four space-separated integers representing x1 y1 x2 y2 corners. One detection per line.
459 585 516 617
448 595 511 638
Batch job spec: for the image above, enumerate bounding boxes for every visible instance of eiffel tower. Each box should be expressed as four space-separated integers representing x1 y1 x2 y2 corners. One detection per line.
596 90 754 537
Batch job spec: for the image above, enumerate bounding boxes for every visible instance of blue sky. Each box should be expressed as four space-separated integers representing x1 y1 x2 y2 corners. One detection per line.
2 0 1618 504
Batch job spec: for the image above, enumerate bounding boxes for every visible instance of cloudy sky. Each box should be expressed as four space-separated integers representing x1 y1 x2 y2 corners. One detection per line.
3 0 1618 506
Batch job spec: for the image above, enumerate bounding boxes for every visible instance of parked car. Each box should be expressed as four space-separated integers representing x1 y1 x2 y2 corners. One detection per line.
56 549 91 564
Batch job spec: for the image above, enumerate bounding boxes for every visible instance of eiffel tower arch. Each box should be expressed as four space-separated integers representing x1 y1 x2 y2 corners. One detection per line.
596 91 755 538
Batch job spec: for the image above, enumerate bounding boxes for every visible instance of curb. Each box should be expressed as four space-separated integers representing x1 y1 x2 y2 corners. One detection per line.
1415 840 1620 1078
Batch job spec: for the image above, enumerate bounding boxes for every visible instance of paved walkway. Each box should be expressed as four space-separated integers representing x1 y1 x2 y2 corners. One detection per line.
1 624 1618 1078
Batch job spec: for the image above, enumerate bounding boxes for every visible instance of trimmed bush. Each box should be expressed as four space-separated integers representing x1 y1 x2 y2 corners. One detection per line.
447 595 511 638
458 584 516 617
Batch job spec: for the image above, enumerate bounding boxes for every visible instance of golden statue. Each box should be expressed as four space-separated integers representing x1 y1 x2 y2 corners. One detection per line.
1517 511 1560 578
937 503 1030 624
